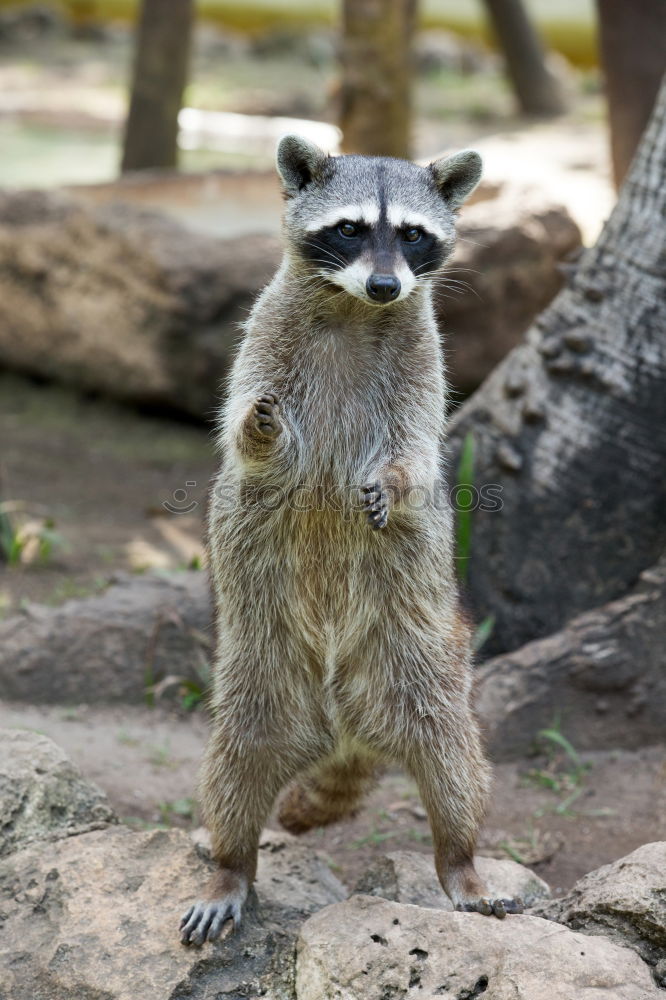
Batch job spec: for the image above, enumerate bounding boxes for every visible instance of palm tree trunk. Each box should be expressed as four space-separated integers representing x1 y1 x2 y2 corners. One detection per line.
446 75 666 656
339 0 417 158
596 0 666 187
481 0 565 116
121 0 194 173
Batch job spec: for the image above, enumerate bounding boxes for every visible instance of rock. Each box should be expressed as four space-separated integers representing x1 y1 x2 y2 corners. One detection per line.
0 733 346 999
0 825 346 1000
0 186 579 416
296 894 661 999
0 570 212 703
440 191 581 396
476 557 666 756
0 189 281 420
535 842 666 967
0 729 115 856
355 850 550 909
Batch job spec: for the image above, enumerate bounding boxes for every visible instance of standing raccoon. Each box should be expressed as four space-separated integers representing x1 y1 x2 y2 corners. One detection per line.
180 136 523 946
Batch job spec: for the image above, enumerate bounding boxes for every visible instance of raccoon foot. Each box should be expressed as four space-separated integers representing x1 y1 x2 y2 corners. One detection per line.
179 871 248 946
455 896 524 919
361 481 389 530
252 392 282 439
444 861 524 920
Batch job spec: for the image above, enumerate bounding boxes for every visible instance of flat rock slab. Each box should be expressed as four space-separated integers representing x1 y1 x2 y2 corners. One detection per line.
0 824 346 1000
536 841 666 967
296 894 661 999
355 849 550 909
476 558 666 756
0 570 211 703
0 729 115 857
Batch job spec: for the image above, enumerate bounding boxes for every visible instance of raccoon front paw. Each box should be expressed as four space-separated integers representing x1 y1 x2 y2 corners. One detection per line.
252 393 282 439
361 481 389 530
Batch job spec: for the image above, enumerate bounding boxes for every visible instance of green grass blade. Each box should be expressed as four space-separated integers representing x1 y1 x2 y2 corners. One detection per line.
538 727 583 771
455 431 475 582
472 614 495 653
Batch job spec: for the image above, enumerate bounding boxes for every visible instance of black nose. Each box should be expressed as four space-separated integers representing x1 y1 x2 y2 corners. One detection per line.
366 273 401 303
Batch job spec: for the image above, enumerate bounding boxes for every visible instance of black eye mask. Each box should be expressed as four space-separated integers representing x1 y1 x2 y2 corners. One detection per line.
300 222 444 277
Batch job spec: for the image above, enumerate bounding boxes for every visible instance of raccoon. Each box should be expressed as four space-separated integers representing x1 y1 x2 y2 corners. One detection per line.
179 136 523 946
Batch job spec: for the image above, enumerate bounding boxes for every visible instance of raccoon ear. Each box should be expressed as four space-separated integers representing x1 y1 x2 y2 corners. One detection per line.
276 134 329 195
429 150 482 210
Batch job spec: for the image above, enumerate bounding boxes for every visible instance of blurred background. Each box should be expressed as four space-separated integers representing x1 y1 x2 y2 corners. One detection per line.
0 0 614 235
0 0 664 894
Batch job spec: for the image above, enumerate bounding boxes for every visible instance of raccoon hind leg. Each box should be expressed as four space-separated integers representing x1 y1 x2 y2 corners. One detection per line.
278 746 380 835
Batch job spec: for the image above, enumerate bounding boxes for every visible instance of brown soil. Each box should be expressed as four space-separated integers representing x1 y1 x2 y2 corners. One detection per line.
1 373 664 898
0 699 662 897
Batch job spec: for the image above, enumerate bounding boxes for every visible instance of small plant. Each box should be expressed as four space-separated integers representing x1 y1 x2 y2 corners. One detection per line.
350 830 399 849
158 798 196 825
145 639 212 711
0 502 66 567
525 719 592 815
179 663 211 711
0 504 20 564
538 726 587 783
472 613 495 653
454 433 495 653
147 743 177 769
455 431 475 584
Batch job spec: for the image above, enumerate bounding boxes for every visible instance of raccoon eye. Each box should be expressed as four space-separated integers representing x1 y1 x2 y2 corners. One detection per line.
338 221 359 238
403 227 422 243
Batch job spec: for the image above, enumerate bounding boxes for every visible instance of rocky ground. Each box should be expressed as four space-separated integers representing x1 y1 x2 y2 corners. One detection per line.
1 729 664 998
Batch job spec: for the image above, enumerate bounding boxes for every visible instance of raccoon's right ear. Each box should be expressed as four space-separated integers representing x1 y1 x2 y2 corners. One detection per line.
276 134 329 196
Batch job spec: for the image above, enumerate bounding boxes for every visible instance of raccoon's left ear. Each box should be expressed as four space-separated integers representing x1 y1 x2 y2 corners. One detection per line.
276 134 330 196
429 150 482 211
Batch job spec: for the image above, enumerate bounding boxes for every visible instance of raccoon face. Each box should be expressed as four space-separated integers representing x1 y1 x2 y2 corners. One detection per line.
276 135 482 307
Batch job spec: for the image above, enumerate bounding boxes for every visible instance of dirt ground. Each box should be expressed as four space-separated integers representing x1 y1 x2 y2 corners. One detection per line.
0 699 663 897
2 373 665 898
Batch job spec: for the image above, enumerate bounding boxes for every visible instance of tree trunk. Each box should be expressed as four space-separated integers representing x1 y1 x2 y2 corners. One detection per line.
482 0 565 117
446 74 666 656
596 0 666 187
121 0 194 173
339 0 417 158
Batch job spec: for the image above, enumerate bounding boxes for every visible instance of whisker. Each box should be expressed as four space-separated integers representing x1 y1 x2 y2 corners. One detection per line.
456 235 490 250
303 240 348 268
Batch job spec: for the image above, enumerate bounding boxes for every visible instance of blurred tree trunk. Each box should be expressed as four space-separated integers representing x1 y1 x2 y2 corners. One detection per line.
596 0 666 188
446 75 666 656
339 0 417 158
482 0 565 116
121 0 194 173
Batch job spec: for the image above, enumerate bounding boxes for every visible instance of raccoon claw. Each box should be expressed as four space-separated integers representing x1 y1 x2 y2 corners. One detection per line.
455 896 524 919
361 481 389 530
180 898 242 946
253 393 281 439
